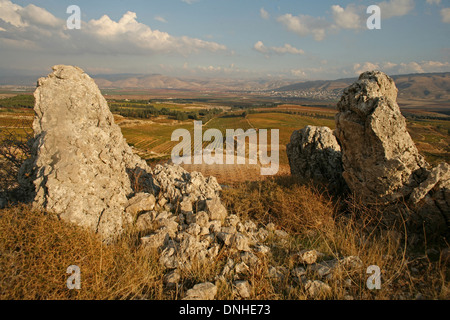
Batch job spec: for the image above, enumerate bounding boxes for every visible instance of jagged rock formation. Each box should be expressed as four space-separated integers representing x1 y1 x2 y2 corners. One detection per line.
287 125 346 191
335 71 429 204
335 71 449 232
19 65 154 240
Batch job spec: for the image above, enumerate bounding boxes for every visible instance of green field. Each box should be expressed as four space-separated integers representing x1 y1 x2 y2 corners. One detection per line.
1 94 449 178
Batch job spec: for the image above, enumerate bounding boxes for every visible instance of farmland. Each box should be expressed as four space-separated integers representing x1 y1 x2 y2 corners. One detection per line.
0 92 449 184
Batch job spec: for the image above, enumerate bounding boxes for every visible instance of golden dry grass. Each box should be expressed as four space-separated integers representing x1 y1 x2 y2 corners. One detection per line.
0 177 448 300
0 205 166 300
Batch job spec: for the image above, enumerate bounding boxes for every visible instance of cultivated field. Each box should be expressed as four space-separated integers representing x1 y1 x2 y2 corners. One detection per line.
1 93 449 184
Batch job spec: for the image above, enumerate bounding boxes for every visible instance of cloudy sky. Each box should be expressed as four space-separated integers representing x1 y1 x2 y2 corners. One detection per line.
0 0 449 80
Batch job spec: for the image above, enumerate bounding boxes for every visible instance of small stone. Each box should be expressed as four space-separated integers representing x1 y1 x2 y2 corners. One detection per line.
163 270 181 289
208 220 222 233
234 262 250 279
340 256 363 269
232 233 250 251
236 222 246 233
194 211 210 227
186 223 201 236
183 282 217 300
292 267 307 279
140 230 169 249
298 250 322 265
241 251 259 267
135 213 154 232
220 258 235 278
256 228 269 242
268 266 287 281
234 281 251 299
157 197 167 208
254 244 271 255
204 197 227 221
160 247 178 269
225 214 240 227
243 221 257 233
180 199 193 214
305 280 331 298
221 226 236 235
126 193 156 217
274 229 289 239
217 232 233 246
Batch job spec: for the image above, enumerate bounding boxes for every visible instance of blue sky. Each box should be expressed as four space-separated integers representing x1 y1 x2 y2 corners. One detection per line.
1 0 449 80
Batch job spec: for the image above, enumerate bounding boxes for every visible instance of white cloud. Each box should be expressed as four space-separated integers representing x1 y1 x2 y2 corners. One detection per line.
441 8 450 23
0 0 62 28
353 60 450 75
377 0 415 19
277 13 329 41
426 0 441 5
254 40 267 54
331 4 362 30
353 62 381 75
154 16 167 23
277 0 415 41
20 4 61 27
271 43 304 55
0 0 27 27
290 69 307 77
253 41 304 55
0 1 227 56
260 8 270 20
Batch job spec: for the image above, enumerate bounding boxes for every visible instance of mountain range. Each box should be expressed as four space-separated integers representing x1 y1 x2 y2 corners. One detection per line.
1 71 449 101
274 72 450 101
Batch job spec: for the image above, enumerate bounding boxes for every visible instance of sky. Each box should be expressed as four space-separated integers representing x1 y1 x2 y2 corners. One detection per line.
0 0 449 81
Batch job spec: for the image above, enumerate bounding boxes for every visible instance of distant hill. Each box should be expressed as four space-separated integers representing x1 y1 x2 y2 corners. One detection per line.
1 70 450 101
93 74 295 92
275 72 450 101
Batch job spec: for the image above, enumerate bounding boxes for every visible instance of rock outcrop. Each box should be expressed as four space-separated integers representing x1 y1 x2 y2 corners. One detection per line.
335 71 429 204
335 71 449 233
287 125 345 191
19 65 154 240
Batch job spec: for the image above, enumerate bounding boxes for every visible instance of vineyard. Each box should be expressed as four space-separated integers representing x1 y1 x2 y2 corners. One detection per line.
1 94 449 184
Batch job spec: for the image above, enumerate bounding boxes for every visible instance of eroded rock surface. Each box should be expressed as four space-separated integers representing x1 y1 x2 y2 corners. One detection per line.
335 71 449 233
19 65 154 239
335 71 429 204
287 125 345 190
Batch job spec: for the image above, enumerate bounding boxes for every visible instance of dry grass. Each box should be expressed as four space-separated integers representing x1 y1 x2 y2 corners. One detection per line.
0 205 166 300
0 176 448 300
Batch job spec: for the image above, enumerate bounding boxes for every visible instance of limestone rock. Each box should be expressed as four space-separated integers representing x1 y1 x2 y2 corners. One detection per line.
183 282 217 300
234 280 251 299
305 280 331 298
140 231 169 249
297 250 324 265
19 65 154 240
335 71 449 235
126 193 156 217
287 125 345 190
335 71 428 204
204 197 228 221
163 270 181 289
